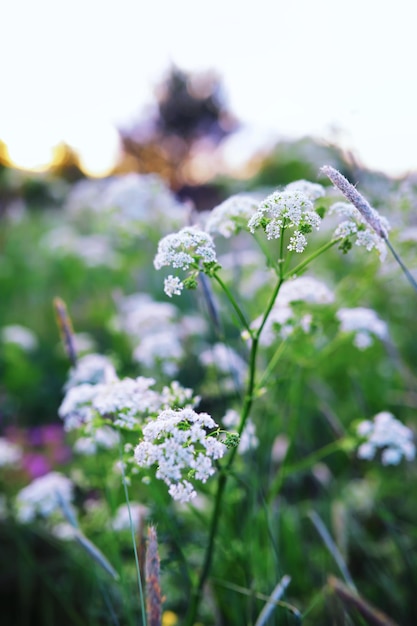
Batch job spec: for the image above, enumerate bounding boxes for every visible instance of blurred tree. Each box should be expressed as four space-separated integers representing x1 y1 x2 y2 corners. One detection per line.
117 66 238 191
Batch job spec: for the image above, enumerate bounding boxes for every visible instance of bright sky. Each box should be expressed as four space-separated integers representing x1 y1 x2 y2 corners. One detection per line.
2 0 417 177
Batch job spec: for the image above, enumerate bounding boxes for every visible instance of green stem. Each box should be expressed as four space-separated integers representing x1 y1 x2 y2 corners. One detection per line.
255 277 284 340
255 339 288 391
185 334 259 626
254 232 280 274
385 237 417 294
213 272 252 334
119 440 147 626
284 238 341 280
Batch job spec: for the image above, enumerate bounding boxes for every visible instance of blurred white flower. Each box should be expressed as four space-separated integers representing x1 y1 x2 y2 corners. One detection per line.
205 195 258 238
1 325 38 351
199 342 247 388
73 426 120 455
285 180 326 201
42 227 121 268
111 502 148 532
0 438 23 467
357 411 415 465
65 354 118 390
133 331 183 376
16 472 74 523
251 276 334 346
336 307 388 349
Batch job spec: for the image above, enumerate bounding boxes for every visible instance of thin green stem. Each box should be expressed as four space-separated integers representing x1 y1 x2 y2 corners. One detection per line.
119 440 147 626
185 334 259 626
284 238 341 280
253 232 281 274
255 339 288 391
213 272 252 334
255 277 284 340
385 238 417 293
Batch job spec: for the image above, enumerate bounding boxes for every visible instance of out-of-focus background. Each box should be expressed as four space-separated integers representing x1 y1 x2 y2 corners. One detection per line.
2 2 417 625
2 0 417 178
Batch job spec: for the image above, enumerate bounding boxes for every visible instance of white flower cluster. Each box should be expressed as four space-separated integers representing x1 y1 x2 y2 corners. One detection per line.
111 502 148 532
134 408 226 503
285 180 326 201
222 409 258 454
0 438 23 467
112 293 207 375
154 227 219 298
65 173 186 235
205 195 258 238
73 426 120 455
250 276 334 345
42 227 121 268
60 376 163 431
65 354 118 390
248 186 321 252
357 412 415 465
59 354 199 435
329 201 390 261
336 307 388 349
15 472 74 523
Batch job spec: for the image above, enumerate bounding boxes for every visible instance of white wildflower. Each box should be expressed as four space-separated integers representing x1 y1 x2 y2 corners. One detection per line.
92 377 162 430
134 408 226 502
16 472 74 523
160 381 200 410
58 383 98 431
164 275 184 297
0 438 23 467
133 331 183 376
251 276 334 346
285 180 326 201
248 189 320 251
73 426 119 455
357 411 415 465
113 294 178 339
205 195 258 238
154 227 217 271
287 231 308 253
51 522 78 541
336 307 388 349
328 198 390 261
112 502 148 531
1 325 38 351
64 354 118 390
199 343 247 388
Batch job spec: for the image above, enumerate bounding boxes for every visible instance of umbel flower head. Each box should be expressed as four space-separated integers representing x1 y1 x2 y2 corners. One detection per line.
248 186 321 253
356 411 415 465
205 195 258 238
134 408 226 502
154 226 220 297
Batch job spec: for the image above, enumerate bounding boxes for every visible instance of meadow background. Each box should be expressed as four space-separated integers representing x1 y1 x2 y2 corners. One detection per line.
1 62 417 626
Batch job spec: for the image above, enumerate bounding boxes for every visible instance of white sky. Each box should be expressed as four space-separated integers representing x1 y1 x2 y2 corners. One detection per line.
1 0 417 176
